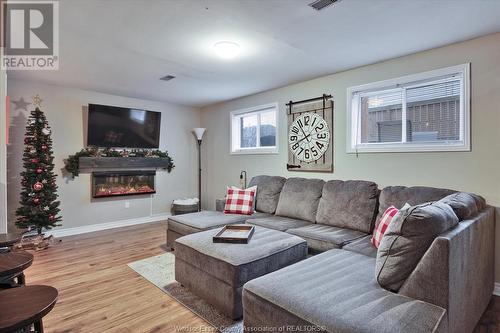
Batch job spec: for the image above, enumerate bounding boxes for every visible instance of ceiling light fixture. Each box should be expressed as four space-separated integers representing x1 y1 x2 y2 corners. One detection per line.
213 41 240 59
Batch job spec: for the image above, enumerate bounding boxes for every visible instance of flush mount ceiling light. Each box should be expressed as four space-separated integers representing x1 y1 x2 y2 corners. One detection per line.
213 41 240 59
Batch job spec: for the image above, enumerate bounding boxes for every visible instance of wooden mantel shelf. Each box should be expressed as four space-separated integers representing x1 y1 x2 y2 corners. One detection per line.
79 157 171 169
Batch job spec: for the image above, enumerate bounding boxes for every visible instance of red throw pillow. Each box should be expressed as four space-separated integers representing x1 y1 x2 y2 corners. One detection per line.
224 186 257 215
371 206 399 248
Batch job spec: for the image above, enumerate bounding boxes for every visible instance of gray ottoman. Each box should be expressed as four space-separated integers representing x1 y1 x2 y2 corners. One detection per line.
174 226 307 319
166 210 270 249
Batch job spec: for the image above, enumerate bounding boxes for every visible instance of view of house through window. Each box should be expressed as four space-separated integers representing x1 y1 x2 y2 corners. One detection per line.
348 64 469 152
231 103 278 154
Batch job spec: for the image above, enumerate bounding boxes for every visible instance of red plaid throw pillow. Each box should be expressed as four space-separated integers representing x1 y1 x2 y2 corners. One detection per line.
224 186 257 215
371 206 399 248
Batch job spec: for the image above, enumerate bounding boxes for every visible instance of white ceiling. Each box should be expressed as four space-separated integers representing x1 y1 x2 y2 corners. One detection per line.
9 0 500 107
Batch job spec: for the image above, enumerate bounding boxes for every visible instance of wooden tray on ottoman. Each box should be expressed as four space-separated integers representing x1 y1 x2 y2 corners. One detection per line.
213 225 255 244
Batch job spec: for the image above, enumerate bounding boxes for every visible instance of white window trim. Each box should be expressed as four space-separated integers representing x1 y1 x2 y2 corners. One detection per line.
229 102 279 155
346 63 471 153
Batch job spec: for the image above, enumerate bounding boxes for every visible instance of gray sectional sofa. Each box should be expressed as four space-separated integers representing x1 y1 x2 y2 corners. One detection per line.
167 175 494 333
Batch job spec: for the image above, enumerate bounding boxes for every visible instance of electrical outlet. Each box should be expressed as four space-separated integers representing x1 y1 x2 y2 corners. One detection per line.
125 201 130 209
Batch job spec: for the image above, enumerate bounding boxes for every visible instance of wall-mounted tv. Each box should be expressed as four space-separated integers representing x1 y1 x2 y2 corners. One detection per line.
87 104 161 148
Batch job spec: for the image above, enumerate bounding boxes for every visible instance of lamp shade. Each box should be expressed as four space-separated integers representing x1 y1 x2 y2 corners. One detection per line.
193 128 206 140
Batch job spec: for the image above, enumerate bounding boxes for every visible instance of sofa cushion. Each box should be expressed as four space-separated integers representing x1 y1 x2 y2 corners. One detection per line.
287 224 367 253
438 192 485 221
224 186 257 215
377 186 455 222
246 216 310 232
275 178 324 222
248 175 286 214
316 180 379 233
243 249 445 333
342 235 377 258
375 202 459 291
168 210 270 235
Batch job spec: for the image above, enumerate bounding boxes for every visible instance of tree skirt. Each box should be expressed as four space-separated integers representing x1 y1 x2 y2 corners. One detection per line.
127 252 242 333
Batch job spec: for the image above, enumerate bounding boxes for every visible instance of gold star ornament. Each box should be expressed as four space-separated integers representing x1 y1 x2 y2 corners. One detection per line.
32 94 43 108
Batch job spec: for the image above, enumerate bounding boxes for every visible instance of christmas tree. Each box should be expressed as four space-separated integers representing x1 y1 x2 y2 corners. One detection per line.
16 107 62 234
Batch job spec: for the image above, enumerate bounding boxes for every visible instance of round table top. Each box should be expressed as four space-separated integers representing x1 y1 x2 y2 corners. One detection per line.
0 234 21 248
0 285 58 333
0 251 34 278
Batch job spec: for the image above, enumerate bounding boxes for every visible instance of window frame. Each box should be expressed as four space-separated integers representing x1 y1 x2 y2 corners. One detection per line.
346 63 470 153
229 102 279 155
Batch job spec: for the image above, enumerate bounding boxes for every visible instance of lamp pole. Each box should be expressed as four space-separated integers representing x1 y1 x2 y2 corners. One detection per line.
197 139 202 211
192 128 206 211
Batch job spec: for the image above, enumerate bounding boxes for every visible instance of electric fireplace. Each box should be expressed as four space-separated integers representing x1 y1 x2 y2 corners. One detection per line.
92 170 156 198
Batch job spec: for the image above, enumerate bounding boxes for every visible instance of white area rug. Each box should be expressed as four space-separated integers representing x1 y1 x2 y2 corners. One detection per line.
127 252 243 333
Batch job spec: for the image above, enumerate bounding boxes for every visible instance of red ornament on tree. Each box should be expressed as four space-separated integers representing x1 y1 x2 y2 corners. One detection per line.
24 137 32 144
48 215 55 221
31 158 40 163
41 144 48 151
33 197 40 205
33 182 44 191
36 168 43 174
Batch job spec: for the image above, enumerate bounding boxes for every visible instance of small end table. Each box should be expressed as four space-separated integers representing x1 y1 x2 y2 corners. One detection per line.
0 285 58 333
0 251 34 287
0 234 21 252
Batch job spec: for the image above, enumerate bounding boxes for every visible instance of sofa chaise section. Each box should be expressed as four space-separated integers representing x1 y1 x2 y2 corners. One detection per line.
243 249 446 333
166 210 270 249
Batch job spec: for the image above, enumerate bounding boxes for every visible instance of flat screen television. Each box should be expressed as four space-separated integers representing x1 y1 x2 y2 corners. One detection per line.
87 104 161 148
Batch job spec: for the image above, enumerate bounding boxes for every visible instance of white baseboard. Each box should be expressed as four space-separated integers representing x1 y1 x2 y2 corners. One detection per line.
46 214 170 238
494 283 500 296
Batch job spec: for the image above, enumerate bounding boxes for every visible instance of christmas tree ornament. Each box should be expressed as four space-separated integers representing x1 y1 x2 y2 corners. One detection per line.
16 107 62 235
33 182 44 191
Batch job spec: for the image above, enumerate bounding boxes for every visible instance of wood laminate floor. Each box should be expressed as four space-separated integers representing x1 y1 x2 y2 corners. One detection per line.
21 222 499 333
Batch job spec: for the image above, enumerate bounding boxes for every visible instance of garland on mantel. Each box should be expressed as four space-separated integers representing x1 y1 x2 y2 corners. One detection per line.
64 147 175 178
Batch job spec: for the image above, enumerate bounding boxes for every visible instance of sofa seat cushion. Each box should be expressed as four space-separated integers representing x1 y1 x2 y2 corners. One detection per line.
377 186 455 221
246 216 310 232
168 210 270 236
175 226 307 287
316 180 379 233
243 249 445 333
342 235 377 258
275 178 325 222
287 224 367 253
248 175 287 214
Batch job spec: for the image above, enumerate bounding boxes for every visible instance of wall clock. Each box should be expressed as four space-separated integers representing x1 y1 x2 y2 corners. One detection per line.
286 94 333 172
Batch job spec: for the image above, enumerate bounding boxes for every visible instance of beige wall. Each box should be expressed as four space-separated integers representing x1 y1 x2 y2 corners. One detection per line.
200 33 500 283
7 80 201 232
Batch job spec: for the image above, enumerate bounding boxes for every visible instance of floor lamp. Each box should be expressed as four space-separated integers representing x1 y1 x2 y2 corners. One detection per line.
193 128 206 211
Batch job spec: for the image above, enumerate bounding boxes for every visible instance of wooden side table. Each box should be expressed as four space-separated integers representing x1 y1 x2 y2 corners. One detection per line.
0 285 58 333
0 251 34 287
0 234 21 251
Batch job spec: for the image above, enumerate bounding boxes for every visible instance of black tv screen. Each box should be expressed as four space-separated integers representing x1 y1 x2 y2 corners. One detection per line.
87 104 161 148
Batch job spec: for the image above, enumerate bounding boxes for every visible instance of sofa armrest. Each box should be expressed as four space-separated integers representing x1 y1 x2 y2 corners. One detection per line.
398 206 495 333
215 198 225 212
